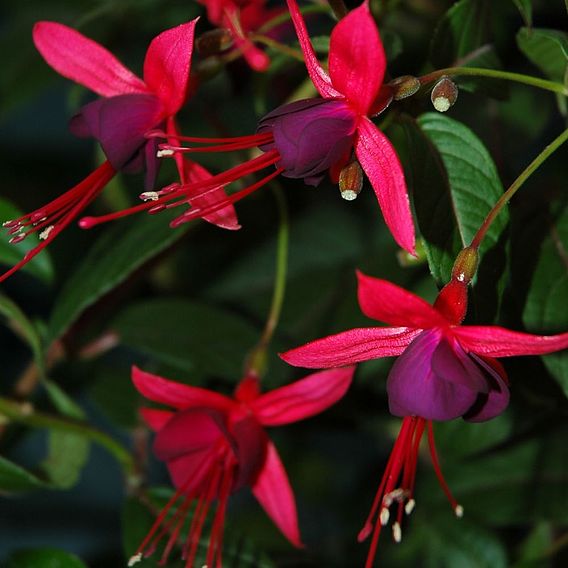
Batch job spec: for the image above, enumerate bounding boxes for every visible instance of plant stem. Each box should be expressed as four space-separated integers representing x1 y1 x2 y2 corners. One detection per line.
257 4 330 35
0 396 136 478
470 128 568 250
245 185 289 378
419 67 568 96
249 34 304 61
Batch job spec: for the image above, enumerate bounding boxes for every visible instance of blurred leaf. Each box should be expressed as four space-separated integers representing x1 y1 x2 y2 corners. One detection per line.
48 210 192 342
430 0 492 67
517 28 568 82
113 299 259 381
512 0 532 28
514 522 553 568
414 516 508 568
522 204 568 397
0 198 54 284
41 425 90 489
310 35 330 54
457 45 508 100
4 547 87 568
0 455 48 492
392 114 508 306
0 293 44 369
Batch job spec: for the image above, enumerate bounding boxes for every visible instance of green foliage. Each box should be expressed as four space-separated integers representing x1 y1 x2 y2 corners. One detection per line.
517 28 568 83
4 548 87 568
0 455 49 492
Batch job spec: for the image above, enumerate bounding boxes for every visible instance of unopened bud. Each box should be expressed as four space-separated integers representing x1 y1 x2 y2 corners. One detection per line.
431 76 458 112
389 75 421 101
339 161 363 201
196 28 234 56
451 246 479 285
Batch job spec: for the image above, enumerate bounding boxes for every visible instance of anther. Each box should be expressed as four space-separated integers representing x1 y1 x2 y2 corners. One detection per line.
3 220 16 228
405 498 416 515
39 225 55 240
455 505 464 518
383 488 407 507
140 191 160 202
157 149 175 158
127 553 143 566
379 507 390 526
392 522 402 543
9 234 26 244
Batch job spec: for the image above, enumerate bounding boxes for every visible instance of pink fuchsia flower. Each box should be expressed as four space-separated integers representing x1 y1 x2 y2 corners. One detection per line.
198 0 284 70
1 19 237 284
282 273 568 422
80 0 415 254
129 365 354 567
281 272 568 565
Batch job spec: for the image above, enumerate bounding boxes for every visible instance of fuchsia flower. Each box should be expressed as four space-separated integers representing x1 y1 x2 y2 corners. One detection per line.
129 365 354 567
281 272 568 566
198 0 284 70
81 0 415 254
1 18 237 283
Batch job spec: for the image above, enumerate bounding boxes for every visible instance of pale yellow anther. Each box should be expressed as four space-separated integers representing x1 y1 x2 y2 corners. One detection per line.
157 148 175 158
379 507 390 526
39 225 55 240
127 553 142 566
455 505 464 518
392 521 402 543
405 498 416 515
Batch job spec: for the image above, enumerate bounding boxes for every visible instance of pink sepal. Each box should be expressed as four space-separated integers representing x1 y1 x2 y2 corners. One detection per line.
251 367 354 426
357 271 448 329
454 327 568 358
328 1 385 115
140 407 174 431
131 366 234 411
143 19 198 115
280 327 420 368
285 0 341 99
355 117 415 254
33 21 149 97
252 441 304 548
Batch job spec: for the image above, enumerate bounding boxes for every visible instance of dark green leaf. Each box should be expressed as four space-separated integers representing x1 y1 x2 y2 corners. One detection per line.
512 0 532 28
48 209 192 342
517 28 568 83
113 299 259 381
392 114 508 306
514 522 553 568
522 204 568 397
4 547 87 568
0 198 54 284
430 0 492 67
0 455 48 492
0 293 45 370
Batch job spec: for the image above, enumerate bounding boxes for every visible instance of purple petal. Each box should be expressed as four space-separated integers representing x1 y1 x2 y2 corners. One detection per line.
69 93 163 171
431 337 489 393
387 330 478 421
463 354 510 422
258 98 357 184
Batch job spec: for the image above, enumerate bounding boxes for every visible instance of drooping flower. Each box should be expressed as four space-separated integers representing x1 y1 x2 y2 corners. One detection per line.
129 364 354 567
1 18 237 283
198 0 284 70
80 0 415 254
281 271 568 565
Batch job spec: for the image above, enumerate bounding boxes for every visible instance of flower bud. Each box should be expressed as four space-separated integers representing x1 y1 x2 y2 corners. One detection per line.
451 246 479 285
339 161 363 201
431 76 458 112
388 75 421 101
196 28 234 56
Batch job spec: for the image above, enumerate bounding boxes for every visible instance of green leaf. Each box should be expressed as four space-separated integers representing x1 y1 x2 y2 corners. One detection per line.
4 548 87 568
392 114 508 313
522 204 568 397
0 293 45 370
0 197 54 283
0 455 48 492
430 0 492 67
113 299 259 381
48 209 192 342
514 522 553 568
517 27 568 83
512 0 532 28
